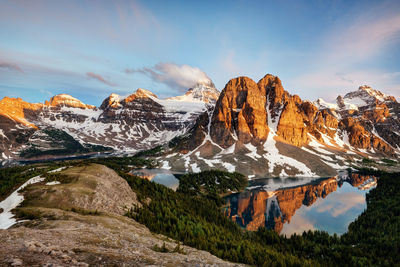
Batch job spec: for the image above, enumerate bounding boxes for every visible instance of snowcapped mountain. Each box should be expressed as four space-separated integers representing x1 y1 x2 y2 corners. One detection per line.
315 85 396 111
0 74 399 177
167 81 219 103
0 84 219 163
46 94 96 109
157 75 400 177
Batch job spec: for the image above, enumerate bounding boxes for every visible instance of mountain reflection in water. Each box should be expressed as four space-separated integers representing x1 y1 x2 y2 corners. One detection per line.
130 169 182 191
225 173 377 235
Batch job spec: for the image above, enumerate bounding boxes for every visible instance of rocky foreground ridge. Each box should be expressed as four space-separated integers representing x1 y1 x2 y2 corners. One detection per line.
0 74 399 177
0 164 243 266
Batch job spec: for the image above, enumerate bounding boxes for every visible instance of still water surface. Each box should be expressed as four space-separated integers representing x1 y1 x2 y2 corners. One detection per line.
225 174 377 236
130 168 181 191
130 168 377 236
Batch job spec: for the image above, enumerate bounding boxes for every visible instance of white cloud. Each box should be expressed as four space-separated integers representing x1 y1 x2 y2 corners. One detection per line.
280 211 315 237
315 192 365 217
126 62 213 91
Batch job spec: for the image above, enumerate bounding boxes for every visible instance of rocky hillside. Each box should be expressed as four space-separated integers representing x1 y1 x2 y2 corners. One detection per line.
0 164 243 266
159 74 399 177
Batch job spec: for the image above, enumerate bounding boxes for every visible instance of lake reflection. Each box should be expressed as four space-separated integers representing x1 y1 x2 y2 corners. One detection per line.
225 173 377 235
130 169 181 191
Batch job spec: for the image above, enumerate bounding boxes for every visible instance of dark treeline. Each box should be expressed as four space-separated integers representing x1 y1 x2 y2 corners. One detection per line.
19 129 112 158
0 166 43 201
177 170 247 205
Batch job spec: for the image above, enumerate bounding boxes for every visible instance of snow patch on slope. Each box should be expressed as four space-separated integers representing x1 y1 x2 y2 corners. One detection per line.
0 175 45 229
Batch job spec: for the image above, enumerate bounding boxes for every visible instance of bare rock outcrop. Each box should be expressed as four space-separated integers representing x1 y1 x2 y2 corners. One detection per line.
23 164 140 215
210 77 269 148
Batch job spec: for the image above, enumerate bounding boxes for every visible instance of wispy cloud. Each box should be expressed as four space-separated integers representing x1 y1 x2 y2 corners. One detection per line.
289 4 400 100
39 89 54 97
0 62 23 73
324 14 400 63
126 63 213 91
293 70 400 101
315 192 365 217
86 72 116 86
220 49 240 75
280 210 315 237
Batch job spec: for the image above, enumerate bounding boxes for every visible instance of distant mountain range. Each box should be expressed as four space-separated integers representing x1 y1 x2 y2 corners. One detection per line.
0 74 399 177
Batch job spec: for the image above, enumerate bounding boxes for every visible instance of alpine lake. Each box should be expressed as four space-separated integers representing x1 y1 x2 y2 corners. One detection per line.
130 168 377 236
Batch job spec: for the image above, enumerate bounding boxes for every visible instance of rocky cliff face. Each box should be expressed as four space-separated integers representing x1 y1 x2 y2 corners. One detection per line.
210 77 269 148
0 97 43 128
317 85 399 155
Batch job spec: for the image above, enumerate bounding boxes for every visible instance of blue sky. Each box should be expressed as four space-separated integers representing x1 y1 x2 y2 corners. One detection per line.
1 0 400 106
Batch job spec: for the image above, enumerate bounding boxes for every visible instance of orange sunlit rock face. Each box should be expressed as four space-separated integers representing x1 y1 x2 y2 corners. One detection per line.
0 97 43 128
0 94 95 129
123 89 158 104
276 98 309 146
227 178 338 233
210 76 269 148
339 117 393 154
45 94 95 109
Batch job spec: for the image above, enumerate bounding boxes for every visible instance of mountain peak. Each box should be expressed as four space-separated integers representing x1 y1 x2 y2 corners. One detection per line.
167 82 219 103
356 85 393 102
124 88 158 103
46 94 94 109
194 79 216 88
0 96 43 128
340 85 394 109
358 85 373 92
258 74 286 105
100 93 122 109
135 88 157 98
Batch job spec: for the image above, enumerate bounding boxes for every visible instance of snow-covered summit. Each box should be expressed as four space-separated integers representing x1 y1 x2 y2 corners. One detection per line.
124 88 158 103
315 85 396 111
314 98 339 110
46 94 95 109
100 93 122 109
167 82 220 103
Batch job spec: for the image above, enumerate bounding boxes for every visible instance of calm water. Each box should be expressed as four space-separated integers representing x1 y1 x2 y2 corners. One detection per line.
130 168 181 191
131 168 376 236
225 173 377 236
